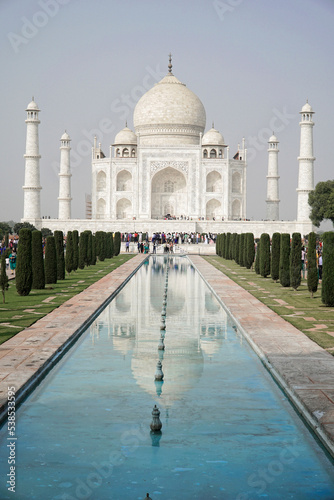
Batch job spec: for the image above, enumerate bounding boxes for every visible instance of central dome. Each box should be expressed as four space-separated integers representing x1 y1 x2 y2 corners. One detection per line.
133 73 206 146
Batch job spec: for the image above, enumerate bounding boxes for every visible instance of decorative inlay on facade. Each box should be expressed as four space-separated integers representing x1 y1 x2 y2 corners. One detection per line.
150 161 189 175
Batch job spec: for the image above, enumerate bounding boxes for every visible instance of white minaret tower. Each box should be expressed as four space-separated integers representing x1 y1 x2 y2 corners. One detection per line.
297 101 315 221
266 133 280 220
23 97 41 221
58 131 72 219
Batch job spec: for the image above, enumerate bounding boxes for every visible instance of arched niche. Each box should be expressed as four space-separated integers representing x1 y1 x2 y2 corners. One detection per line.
97 170 106 190
206 199 221 219
117 170 132 191
97 198 106 219
116 198 132 219
232 172 242 193
232 199 241 218
151 167 187 218
206 171 222 193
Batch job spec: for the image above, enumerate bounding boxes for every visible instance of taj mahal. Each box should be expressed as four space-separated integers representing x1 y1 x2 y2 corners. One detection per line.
22 56 315 237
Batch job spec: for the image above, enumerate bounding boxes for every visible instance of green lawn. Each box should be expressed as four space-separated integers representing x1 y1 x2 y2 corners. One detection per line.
0 255 134 345
205 256 334 354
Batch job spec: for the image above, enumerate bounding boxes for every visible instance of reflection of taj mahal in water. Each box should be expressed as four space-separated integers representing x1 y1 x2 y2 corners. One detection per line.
89 257 234 406
22 55 315 236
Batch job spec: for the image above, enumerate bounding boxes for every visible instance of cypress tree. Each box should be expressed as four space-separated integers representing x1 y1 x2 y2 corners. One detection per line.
105 232 112 259
0 252 9 303
255 240 261 274
235 234 240 264
290 233 302 290
32 230 45 289
245 233 255 269
221 233 226 258
225 233 231 260
54 230 65 280
78 231 88 268
271 232 280 282
91 234 97 265
65 231 74 274
16 228 33 296
216 234 220 256
239 233 245 267
108 232 114 258
45 235 57 284
5 232 9 248
232 233 237 260
87 231 93 265
307 232 318 298
114 232 121 257
260 233 271 277
95 231 102 260
321 231 334 306
279 233 290 287
72 230 79 271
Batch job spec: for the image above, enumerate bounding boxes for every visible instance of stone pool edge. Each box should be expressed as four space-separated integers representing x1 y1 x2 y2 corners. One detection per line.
189 255 334 460
0 254 148 424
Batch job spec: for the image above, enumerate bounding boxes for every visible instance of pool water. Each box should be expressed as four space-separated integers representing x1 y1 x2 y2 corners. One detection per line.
0 256 334 499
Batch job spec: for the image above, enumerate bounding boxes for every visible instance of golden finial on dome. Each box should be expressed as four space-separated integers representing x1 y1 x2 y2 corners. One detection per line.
168 53 173 74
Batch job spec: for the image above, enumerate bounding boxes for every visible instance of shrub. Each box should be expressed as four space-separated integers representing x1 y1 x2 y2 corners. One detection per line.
307 232 318 298
87 231 93 265
271 233 280 282
225 233 231 260
290 233 302 290
91 234 97 265
321 232 334 306
45 235 57 284
32 230 45 289
221 233 226 258
16 228 33 296
65 231 74 274
54 230 65 280
260 233 271 277
279 233 290 287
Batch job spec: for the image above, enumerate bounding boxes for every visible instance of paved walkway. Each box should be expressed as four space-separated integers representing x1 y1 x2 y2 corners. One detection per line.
189 255 334 457
0 254 148 421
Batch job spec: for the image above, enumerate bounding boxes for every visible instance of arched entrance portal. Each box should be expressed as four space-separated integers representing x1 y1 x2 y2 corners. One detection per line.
151 167 187 218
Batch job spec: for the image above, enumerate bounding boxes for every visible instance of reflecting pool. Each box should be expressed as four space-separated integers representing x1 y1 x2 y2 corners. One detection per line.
0 256 334 499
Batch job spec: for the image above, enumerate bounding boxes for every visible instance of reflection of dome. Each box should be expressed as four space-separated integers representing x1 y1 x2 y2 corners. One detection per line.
202 127 225 146
133 71 206 146
131 345 204 406
114 126 137 145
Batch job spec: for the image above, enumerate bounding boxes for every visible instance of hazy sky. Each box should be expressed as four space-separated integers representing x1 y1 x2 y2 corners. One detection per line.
1 0 333 224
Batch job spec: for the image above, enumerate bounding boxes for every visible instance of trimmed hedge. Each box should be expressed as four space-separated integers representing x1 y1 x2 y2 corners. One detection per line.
279 233 290 287
271 232 280 282
65 231 74 274
290 233 302 290
307 232 318 298
322 232 334 306
54 230 65 280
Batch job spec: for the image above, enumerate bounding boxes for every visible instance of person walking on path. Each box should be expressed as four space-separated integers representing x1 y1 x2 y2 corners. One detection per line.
9 250 16 275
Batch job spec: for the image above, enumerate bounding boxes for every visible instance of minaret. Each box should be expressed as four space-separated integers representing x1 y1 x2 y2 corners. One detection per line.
23 97 41 220
266 133 280 220
58 131 72 219
297 101 315 221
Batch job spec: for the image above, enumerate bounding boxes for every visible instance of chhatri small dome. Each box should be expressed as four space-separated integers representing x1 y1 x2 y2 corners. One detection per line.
202 127 225 146
113 125 137 145
301 101 313 113
26 97 39 111
133 56 206 146
61 131 70 141
269 133 278 143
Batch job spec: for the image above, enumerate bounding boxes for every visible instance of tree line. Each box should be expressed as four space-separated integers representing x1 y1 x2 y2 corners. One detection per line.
0 229 121 301
216 231 334 307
